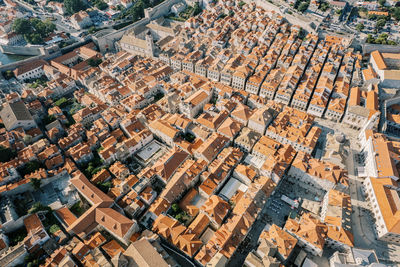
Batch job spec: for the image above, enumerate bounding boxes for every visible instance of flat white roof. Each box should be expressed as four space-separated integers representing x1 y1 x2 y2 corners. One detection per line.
136 141 162 162
244 154 264 169
219 177 247 201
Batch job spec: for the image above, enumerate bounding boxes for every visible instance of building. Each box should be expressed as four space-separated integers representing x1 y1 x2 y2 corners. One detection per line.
199 147 243 197
285 213 328 256
179 89 212 119
370 51 400 88
330 0 348 9
358 130 399 180
120 238 176 266
200 195 230 229
148 119 179 147
265 107 321 154
363 177 400 244
329 248 380 267
259 224 297 262
194 133 229 163
153 214 202 257
43 248 76 267
247 107 273 134
67 143 94 165
289 152 349 192
234 127 262 153
321 189 354 251
151 147 189 183
0 32 24 45
23 213 50 253
342 87 380 131
231 104 253 126
217 117 243 141
13 59 48 81
233 164 257 185
71 11 93 30
0 101 37 131
386 102 400 136
67 173 139 245
356 1 378 10
120 30 156 58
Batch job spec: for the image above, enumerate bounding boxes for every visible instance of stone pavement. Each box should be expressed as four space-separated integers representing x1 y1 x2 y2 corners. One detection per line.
346 145 400 265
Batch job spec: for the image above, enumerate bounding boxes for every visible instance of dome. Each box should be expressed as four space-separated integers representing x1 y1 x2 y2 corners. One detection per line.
335 133 346 143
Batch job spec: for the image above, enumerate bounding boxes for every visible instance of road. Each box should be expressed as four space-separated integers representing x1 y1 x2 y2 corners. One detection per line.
346 139 400 265
51 14 79 34
226 202 273 266
160 241 198 267
14 0 80 33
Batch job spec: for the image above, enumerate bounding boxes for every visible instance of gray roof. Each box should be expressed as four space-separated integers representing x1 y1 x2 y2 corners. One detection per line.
302 258 318 267
120 34 148 50
347 106 370 117
352 248 378 266
0 101 33 130
124 239 169 267
45 120 62 131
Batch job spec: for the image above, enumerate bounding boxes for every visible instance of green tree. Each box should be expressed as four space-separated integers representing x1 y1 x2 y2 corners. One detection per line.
132 0 145 21
88 26 98 34
43 115 56 125
87 58 103 67
70 201 84 216
30 178 42 191
94 0 108 10
97 181 112 193
376 33 389 44
378 0 386 7
12 18 32 34
64 0 85 14
28 202 51 214
393 7 400 21
359 7 368 14
0 146 16 162
356 23 364 31
13 18 56 44
376 18 386 29
54 97 69 108
27 33 43 44
192 2 202 16
3 70 15 80
320 2 329 11
175 213 183 222
171 203 180 214
49 224 60 234
366 34 375 43
23 134 33 145
21 160 42 176
298 2 309 12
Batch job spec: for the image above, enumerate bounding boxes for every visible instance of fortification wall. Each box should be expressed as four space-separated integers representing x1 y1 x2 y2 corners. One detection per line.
0 45 43 56
144 0 182 19
362 44 400 55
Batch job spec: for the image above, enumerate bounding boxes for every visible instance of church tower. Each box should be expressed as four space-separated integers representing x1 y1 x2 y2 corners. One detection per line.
145 30 155 57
